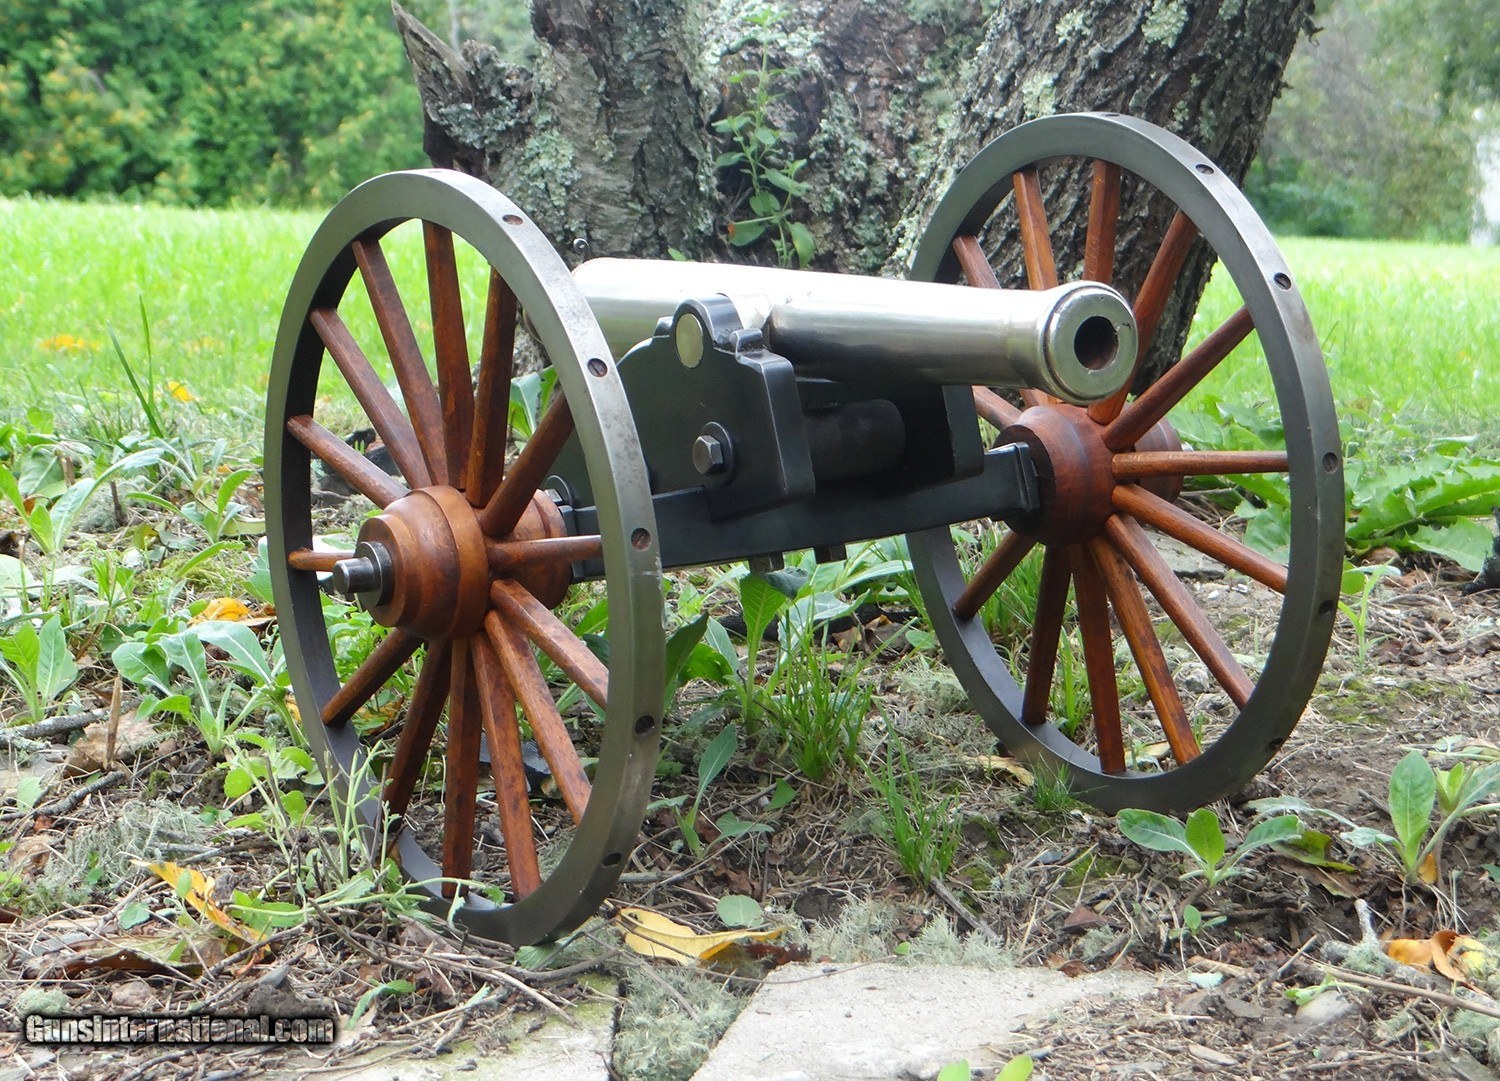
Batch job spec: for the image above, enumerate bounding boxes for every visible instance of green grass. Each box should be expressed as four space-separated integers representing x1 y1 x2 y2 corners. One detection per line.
0 196 322 416
1194 236 1500 455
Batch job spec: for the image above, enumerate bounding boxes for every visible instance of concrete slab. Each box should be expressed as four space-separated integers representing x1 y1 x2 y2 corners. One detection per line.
691 962 1157 1081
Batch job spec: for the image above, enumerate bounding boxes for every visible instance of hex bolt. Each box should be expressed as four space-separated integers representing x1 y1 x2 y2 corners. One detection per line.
692 435 727 476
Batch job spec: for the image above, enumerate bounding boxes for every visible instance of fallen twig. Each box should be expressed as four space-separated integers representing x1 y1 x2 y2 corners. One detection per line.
930 877 1003 943
0 707 109 748
1291 959 1500 1022
0 768 127 823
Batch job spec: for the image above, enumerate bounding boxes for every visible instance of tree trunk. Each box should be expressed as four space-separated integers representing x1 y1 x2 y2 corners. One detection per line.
395 0 1312 365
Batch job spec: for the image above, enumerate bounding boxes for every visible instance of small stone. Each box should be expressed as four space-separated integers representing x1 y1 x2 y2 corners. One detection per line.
1295 989 1354 1027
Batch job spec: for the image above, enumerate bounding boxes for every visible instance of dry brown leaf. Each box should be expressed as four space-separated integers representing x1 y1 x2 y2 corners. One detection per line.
148 862 264 946
64 711 157 775
615 906 781 966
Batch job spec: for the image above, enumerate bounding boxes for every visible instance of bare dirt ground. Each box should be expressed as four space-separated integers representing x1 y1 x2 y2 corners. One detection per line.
2 559 1499 1080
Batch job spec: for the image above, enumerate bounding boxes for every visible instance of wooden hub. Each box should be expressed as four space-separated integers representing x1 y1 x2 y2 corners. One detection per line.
359 485 491 639
1001 404 1181 545
348 486 576 640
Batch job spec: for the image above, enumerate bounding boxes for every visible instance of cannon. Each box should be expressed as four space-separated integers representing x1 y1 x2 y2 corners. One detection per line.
265 113 1344 945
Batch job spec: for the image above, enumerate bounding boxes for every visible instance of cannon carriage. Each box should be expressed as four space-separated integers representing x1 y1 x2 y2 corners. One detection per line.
264 112 1344 945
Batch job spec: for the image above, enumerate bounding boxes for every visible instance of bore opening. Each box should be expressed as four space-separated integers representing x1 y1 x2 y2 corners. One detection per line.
1073 315 1119 371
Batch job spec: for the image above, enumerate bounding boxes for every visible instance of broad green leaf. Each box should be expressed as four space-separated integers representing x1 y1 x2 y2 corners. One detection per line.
120 901 152 929
665 615 711 710
1116 809 1196 859
696 724 739 802
739 573 794 654
112 641 173 692
1238 814 1304 852
997 1056 1034 1081
1406 519 1493 572
767 777 796 811
194 621 275 686
788 221 815 267
223 766 255 800
1388 750 1435 868
1184 808 1226 867
15 775 43 811
34 616 78 704
935 1063 970 1081
714 811 771 839
703 617 741 678
728 219 767 246
716 893 764 928
1340 825 1397 848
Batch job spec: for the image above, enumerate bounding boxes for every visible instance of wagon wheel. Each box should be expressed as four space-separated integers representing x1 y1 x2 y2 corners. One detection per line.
908 114 1344 813
265 170 663 944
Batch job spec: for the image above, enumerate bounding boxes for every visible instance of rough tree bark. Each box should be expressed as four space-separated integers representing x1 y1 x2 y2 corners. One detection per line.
394 0 1313 371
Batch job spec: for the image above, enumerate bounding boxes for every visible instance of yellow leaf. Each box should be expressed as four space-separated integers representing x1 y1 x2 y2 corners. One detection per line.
148 862 263 945
166 380 196 402
1385 937 1434 969
615 907 781 966
1418 852 1439 885
193 597 251 623
1450 935 1492 980
967 756 1034 786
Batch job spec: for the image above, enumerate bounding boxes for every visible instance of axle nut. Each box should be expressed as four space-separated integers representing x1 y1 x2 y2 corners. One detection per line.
692 435 727 476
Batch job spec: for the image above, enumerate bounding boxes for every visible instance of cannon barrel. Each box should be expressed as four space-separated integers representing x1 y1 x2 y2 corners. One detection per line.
572 258 1137 405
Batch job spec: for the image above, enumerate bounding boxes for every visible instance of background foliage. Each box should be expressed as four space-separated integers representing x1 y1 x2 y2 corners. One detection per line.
1247 0 1495 241
0 0 525 206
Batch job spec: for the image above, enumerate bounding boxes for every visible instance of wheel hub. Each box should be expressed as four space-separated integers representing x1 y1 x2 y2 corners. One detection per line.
1001 404 1181 544
327 486 576 639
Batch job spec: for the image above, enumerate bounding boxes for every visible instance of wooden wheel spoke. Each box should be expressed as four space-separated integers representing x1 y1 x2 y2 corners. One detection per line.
478 395 575 537
472 635 543 898
1021 546 1072 726
1103 307 1255 451
322 628 420 728
1087 538 1200 765
953 529 1038 623
382 639 453 819
442 638 482 896
287 414 408 509
490 580 608 707
1069 546 1125 773
1088 210 1200 424
1112 484 1288 593
1012 167 1059 290
1084 160 1121 284
1112 449 1289 479
287 548 355 572
467 269 518 507
1105 515 1253 709
352 237 449 485
972 386 1021 431
485 613 592 823
309 309 432 488
424 223 476 489
952 235 1002 290
487 535 604 574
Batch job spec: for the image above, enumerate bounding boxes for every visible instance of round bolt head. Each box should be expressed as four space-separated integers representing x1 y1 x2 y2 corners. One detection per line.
692 435 726 476
675 312 705 368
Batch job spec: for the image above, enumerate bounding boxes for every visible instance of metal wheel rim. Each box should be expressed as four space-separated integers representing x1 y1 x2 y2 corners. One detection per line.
265 170 664 942
907 113 1344 812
